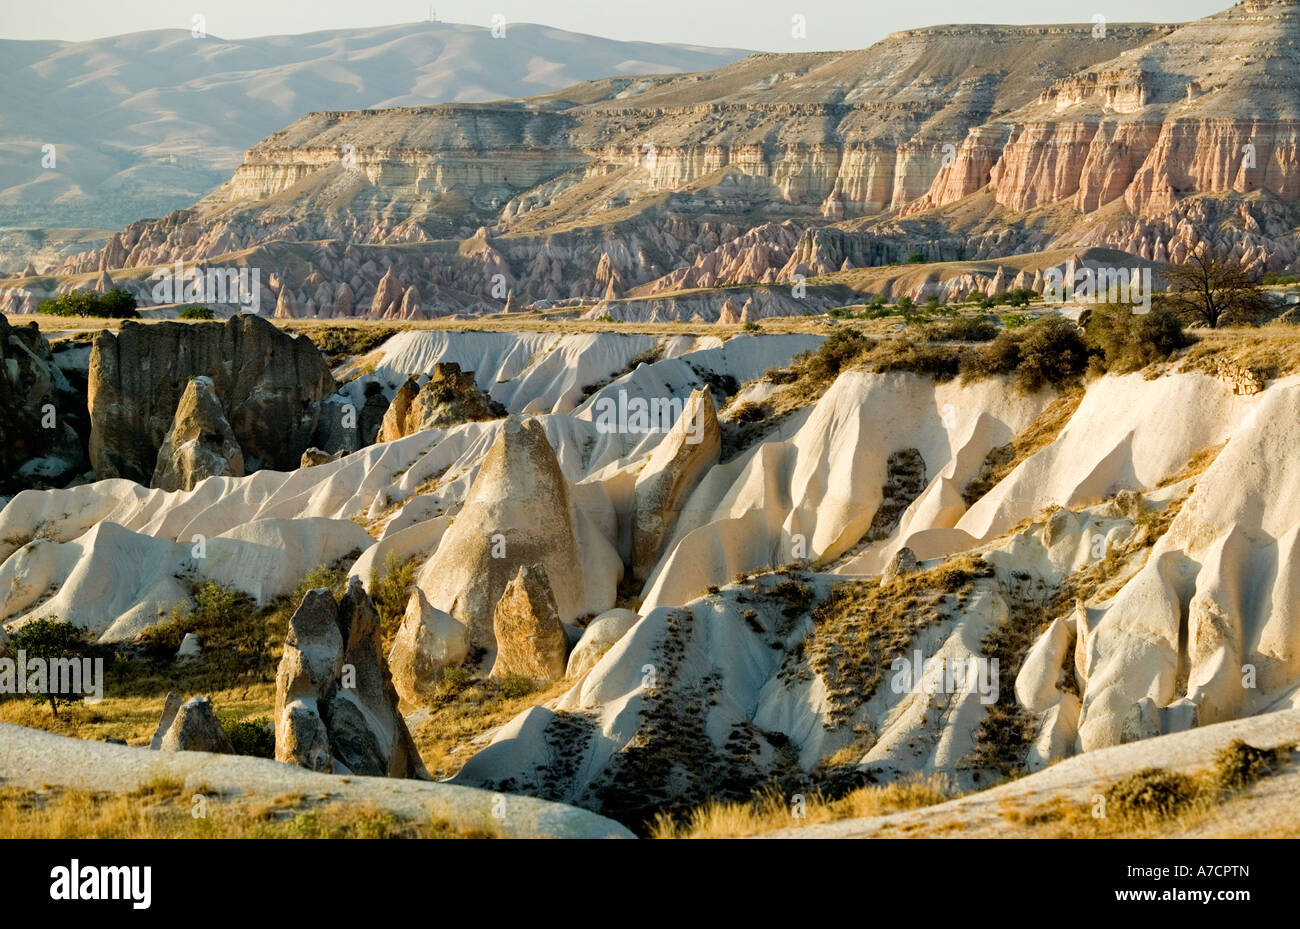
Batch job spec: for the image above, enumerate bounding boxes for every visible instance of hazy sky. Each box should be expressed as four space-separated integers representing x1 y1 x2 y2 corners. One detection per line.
1 0 1230 50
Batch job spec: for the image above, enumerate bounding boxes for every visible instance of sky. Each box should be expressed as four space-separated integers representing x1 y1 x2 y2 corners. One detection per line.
0 0 1231 50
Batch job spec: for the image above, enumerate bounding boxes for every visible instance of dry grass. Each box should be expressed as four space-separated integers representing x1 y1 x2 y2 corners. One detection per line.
1156 441 1226 489
793 553 994 731
1179 325 1300 379
994 741 1293 838
0 683 276 746
961 388 1084 505
650 773 957 838
408 675 572 779
0 783 500 838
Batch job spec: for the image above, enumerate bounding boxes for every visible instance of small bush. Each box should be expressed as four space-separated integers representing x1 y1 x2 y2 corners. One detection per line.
741 320 761 332
194 580 250 627
493 674 536 699
870 339 962 381
292 566 347 602
440 666 473 692
961 316 1092 392
1085 303 1193 373
221 715 274 758
1103 767 1197 819
927 316 998 343
729 400 769 423
800 329 874 384
370 553 418 638
1004 288 1035 308
771 578 814 611
1210 740 1289 792
179 305 214 320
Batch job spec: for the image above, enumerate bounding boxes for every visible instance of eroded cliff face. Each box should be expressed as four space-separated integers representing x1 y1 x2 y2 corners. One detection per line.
12 3 1300 319
88 315 337 482
34 24 1160 285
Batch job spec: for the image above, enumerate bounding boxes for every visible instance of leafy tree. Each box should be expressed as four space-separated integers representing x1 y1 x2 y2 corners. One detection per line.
97 289 139 318
37 288 138 319
1004 288 1035 308
8 618 93 719
180 305 214 320
1163 245 1271 328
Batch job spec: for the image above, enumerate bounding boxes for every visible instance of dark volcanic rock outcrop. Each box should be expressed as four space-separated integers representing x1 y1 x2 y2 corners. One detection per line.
88 314 336 483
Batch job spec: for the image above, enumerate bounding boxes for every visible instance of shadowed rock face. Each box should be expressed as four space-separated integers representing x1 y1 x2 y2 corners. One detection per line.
0 315 85 492
412 417 584 652
274 579 426 778
88 314 336 483
156 696 234 754
632 389 721 580
379 363 506 441
151 376 245 491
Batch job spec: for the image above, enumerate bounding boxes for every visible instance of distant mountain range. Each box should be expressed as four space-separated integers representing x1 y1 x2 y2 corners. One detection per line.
0 21 750 229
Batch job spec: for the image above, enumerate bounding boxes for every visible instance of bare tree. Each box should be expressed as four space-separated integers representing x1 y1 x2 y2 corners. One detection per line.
1162 244 1271 328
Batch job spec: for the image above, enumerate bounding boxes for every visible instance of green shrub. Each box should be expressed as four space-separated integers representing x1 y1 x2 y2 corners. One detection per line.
370 553 418 636
292 566 347 602
928 316 998 342
741 320 761 332
1085 303 1193 373
871 339 963 381
221 715 274 758
729 400 769 423
961 316 1092 392
38 288 139 319
493 673 536 699
1004 288 1035 308
195 580 250 626
180 305 214 320
801 329 875 383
